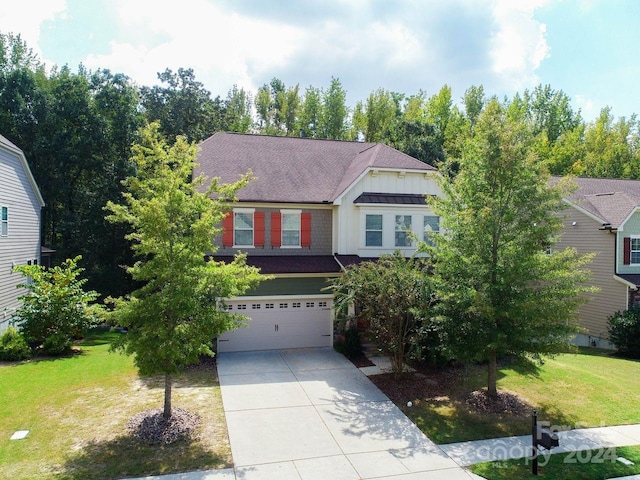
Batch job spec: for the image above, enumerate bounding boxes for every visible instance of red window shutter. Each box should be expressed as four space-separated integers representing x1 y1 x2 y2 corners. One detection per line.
271 212 282 247
254 212 265 247
624 237 631 265
301 213 311 247
222 212 234 247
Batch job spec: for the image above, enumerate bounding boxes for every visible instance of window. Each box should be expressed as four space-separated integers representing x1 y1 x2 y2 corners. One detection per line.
365 214 383 247
632 238 640 264
234 211 253 246
236 304 247 310
395 215 412 247
282 211 301 246
1 207 7 236
279 303 289 309
318 301 328 308
423 216 440 246
265 303 274 309
306 302 315 308
252 304 261 310
292 302 301 308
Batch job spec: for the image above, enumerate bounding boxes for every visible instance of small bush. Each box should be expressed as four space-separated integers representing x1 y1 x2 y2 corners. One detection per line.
335 326 363 358
0 327 31 361
608 307 640 358
42 332 73 356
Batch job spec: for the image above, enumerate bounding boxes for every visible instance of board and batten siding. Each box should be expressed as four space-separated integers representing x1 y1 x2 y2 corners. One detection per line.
334 170 441 256
556 206 627 338
0 147 42 331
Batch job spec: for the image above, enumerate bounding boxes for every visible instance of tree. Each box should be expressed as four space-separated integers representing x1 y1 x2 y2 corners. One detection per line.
428 99 595 397
140 68 223 143
298 85 322 138
105 123 265 419
224 84 253 133
328 251 433 378
13 256 102 352
319 77 348 140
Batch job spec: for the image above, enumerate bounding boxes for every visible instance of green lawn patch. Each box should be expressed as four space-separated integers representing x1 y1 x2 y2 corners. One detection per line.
373 348 640 444
470 445 640 479
0 331 231 480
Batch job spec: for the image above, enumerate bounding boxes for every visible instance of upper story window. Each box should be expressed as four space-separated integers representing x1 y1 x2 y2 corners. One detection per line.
282 210 301 246
365 214 383 247
423 215 440 246
1 206 7 236
632 237 640 264
234 211 254 246
395 215 412 247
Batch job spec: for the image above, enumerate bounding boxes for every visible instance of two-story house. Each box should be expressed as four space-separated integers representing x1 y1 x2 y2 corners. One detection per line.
555 177 640 348
195 133 441 352
0 135 45 332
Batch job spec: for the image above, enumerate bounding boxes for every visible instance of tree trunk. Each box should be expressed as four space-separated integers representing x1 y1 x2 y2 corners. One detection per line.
487 350 498 398
163 373 173 419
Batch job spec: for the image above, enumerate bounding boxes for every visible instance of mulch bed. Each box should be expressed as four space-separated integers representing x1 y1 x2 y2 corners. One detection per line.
127 407 201 444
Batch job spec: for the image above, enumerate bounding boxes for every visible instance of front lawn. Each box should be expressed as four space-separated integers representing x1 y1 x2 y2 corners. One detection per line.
470 445 640 479
0 331 231 480
371 348 640 444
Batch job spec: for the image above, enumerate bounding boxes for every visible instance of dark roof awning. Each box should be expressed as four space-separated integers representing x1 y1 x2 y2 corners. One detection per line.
354 192 430 205
212 255 343 275
618 274 640 288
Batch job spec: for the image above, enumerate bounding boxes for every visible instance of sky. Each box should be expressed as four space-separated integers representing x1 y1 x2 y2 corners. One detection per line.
1 0 638 122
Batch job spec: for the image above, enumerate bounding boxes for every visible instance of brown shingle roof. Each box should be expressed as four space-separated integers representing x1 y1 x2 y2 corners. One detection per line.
562 177 640 228
195 133 435 204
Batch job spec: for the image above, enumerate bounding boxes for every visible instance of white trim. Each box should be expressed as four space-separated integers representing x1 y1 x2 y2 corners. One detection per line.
228 293 333 301
618 206 640 231
333 167 439 206
562 198 608 226
280 209 302 214
234 207 255 213
0 140 45 208
614 274 639 290
630 235 640 265
0 205 7 237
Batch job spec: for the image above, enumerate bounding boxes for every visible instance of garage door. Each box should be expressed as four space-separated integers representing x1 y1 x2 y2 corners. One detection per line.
217 296 333 353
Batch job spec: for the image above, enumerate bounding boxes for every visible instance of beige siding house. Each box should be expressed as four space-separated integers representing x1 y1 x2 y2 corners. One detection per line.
555 177 640 348
0 135 45 331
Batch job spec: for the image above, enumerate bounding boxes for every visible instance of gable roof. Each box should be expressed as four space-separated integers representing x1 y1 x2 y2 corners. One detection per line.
0 134 45 207
195 132 435 204
562 177 640 228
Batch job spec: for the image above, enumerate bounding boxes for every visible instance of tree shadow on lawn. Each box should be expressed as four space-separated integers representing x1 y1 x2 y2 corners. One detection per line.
60 433 230 480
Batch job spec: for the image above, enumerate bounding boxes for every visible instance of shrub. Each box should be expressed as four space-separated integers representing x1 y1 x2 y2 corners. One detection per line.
13 256 102 349
0 327 31 361
41 332 73 356
334 326 363 358
608 307 640 358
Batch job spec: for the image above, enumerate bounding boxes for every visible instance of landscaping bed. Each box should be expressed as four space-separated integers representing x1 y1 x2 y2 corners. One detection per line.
369 348 640 444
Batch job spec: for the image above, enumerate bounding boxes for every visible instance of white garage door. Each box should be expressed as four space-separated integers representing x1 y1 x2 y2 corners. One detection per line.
217 296 333 353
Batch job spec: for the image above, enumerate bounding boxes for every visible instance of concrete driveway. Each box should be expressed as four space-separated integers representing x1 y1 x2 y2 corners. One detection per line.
217 348 478 480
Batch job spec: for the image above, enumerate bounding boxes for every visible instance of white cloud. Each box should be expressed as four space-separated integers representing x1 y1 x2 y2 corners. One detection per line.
574 94 597 120
0 0 66 62
83 0 307 95
489 0 550 90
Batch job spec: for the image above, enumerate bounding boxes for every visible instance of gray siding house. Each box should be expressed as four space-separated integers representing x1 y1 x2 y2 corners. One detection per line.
195 133 441 352
555 177 640 348
0 135 45 331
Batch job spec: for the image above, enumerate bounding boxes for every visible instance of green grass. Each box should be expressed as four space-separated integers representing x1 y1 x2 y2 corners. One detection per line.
0 331 231 479
396 348 640 444
470 445 640 479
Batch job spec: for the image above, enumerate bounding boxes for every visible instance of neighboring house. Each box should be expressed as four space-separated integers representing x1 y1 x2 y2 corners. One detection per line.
0 135 45 332
196 132 441 352
556 177 640 348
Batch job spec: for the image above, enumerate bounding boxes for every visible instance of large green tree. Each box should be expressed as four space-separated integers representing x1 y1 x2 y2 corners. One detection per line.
106 124 265 419
428 99 595 397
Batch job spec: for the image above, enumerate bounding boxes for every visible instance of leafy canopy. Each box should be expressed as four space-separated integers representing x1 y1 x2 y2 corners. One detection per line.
105 123 265 380
428 99 595 396
13 255 102 349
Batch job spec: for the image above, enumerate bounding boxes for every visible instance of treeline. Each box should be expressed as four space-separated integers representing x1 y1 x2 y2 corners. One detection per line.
0 32 638 297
